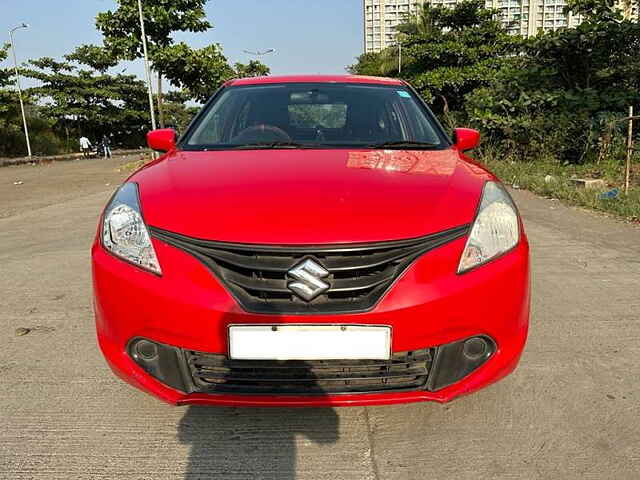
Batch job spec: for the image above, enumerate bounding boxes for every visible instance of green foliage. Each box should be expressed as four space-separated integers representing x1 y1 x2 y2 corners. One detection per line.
0 44 54 156
95 0 269 102
65 45 119 73
350 0 639 181
96 0 211 60
161 99 199 134
347 51 398 77
151 42 233 102
466 5 640 162
0 44 13 89
0 1 271 156
402 1 522 112
350 1 521 113
1 42 146 156
234 60 270 79
564 0 622 18
0 44 17 139
147 45 271 103
23 54 149 149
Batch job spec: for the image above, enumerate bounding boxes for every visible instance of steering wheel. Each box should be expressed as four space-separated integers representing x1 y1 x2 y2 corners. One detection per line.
232 124 292 143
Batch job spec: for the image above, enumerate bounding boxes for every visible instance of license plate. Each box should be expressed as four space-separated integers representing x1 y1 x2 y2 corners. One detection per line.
228 324 391 361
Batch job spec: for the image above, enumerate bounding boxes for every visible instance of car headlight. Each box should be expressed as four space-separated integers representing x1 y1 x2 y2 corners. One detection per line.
458 181 520 273
102 182 161 275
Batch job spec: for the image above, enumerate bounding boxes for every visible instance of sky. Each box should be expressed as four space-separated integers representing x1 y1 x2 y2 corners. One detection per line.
2 0 364 83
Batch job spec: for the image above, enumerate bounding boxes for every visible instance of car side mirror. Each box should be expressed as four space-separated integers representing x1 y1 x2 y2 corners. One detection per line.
147 128 177 153
453 128 480 152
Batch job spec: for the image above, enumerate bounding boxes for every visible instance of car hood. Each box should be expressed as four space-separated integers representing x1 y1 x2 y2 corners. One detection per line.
132 148 492 244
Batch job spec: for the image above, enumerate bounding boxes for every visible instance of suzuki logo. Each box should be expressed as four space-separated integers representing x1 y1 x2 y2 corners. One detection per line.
287 258 330 301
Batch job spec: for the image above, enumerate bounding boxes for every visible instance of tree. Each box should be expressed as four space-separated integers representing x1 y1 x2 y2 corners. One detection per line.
347 50 399 78
347 52 384 76
149 42 233 103
0 44 60 156
96 0 211 60
400 1 521 112
0 43 15 116
23 54 149 149
1 3 272 156
65 45 119 73
234 60 270 79
162 90 199 133
349 1 521 114
96 0 212 125
95 0 269 118
152 45 272 103
0 44 26 155
466 0 640 161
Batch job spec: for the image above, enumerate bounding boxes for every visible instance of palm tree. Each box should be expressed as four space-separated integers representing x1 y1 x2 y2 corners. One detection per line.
376 44 403 76
395 5 437 37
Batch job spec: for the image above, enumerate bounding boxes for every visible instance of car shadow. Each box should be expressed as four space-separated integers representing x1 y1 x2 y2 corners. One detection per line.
178 405 339 479
177 311 340 479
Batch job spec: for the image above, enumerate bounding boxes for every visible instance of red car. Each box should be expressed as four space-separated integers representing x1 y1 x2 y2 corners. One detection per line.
92 75 529 407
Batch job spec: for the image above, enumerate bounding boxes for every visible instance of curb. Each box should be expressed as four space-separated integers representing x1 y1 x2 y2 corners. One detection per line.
0 149 148 168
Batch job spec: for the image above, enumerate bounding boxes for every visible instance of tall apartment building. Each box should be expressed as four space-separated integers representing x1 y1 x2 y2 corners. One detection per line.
363 0 637 53
363 0 425 53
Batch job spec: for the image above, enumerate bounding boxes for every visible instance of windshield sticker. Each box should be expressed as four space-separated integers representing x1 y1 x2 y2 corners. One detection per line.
397 91 411 98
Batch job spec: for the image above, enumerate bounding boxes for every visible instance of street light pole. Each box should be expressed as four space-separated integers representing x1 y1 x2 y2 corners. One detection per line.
137 0 157 131
243 48 276 56
9 23 32 157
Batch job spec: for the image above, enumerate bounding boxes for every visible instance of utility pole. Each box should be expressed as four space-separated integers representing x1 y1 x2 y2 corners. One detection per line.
9 23 32 157
625 106 634 195
137 0 157 131
398 42 402 74
157 73 165 128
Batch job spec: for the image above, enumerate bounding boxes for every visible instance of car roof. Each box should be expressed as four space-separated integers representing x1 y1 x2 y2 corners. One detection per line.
226 75 406 87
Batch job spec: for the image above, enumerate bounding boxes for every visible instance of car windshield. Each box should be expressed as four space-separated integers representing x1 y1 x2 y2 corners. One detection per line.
182 83 447 150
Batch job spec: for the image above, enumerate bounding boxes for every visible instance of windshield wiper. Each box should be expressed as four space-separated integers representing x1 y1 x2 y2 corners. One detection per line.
365 141 440 150
230 141 318 149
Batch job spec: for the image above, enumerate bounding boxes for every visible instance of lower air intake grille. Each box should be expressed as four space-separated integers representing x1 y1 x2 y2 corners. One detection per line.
150 225 469 314
185 349 434 395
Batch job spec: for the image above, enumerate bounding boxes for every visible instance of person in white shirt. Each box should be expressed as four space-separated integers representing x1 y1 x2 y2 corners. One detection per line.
79 136 92 157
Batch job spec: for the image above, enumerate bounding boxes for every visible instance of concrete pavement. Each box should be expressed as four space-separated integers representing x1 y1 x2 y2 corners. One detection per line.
1 157 639 479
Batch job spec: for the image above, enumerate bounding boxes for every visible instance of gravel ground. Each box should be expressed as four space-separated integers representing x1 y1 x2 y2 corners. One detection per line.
0 155 140 219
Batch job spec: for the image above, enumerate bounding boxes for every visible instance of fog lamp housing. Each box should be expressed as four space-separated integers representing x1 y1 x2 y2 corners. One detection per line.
427 336 496 391
127 338 188 392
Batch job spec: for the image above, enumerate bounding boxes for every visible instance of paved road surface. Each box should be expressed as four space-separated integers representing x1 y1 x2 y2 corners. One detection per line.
1 156 639 479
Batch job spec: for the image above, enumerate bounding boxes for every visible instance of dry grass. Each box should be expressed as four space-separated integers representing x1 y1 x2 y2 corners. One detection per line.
116 153 153 173
482 153 640 223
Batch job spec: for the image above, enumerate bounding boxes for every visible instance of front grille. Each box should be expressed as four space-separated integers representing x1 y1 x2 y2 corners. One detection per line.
150 225 468 314
185 349 434 395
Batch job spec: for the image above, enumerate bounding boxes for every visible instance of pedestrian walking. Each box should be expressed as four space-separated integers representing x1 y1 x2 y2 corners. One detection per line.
101 134 112 159
79 136 92 157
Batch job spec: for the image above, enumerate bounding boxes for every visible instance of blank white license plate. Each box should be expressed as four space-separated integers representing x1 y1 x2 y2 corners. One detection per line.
228 325 391 361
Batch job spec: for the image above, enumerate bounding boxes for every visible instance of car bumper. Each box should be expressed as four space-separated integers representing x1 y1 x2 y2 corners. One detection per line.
92 232 530 407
